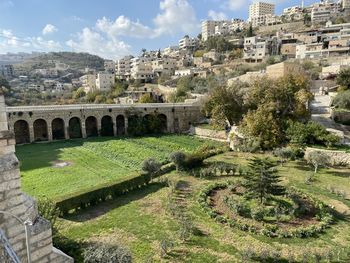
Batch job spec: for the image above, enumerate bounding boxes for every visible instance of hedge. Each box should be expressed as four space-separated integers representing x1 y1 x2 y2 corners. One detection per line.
56 163 175 215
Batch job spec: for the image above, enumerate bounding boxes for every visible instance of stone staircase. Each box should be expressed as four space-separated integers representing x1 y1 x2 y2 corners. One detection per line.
311 95 350 145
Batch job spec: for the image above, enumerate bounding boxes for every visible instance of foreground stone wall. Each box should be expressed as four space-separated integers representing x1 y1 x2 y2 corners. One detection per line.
0 94 73 262
190 126 228 141
305 147 350 167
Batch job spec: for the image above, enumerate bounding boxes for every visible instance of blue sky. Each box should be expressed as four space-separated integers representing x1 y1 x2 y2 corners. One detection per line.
0 0 315 59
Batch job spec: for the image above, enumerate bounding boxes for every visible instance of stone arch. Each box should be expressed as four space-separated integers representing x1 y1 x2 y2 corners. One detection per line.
14 120 30 144
85 116 98 138
158 114 168 133
101 115 114 137
116 115 125 135
33 119 48 142
69 117 82 139
52 118 65 140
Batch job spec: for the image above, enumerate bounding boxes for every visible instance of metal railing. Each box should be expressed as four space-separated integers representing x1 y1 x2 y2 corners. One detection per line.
0 229 21 263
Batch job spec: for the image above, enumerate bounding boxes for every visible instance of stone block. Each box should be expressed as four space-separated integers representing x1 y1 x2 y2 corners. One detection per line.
30 244 52 262
0 144 15 155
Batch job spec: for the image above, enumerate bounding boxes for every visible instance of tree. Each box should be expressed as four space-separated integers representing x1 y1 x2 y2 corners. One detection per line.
139 93 156 103
73 87 86 99
169 151 186 171
244 157 285 204
273 148 295 166
336 68 350 90
305 151 328 174
142 158 161 177
202 83 247 127
247 24 254 37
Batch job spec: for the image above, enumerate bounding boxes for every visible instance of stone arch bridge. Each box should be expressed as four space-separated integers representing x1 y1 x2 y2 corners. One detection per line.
6 103 202 144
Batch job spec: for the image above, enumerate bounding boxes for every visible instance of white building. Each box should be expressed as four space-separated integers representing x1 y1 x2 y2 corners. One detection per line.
311 6 332 24
248 2 275 27
104 60 115 73
202 21 223 41
116 55 133 80
131 57 154 81
344 0 350 9
80 74 97 93
179 36 199 50
152 58 177 76
202 19 246 41
243 36 269 62
96 72 115 91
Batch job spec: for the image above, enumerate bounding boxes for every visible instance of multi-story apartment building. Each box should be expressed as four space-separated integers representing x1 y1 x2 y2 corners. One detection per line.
116 55 134 80
243 36 269 62
0 64 14 79
202 20 222 41
130 57 154 81
152 58 177 77
179 36 199 50
202 19 246 40
96 72 115 91
248 2 275 27
343 0 350 9
80 74 97 93
104 60 115 74
163 46 179 56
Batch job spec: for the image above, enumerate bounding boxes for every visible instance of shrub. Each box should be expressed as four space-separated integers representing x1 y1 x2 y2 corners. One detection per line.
169 151 186 171
142 158 161 176
273 147 295 165
38 197 60 234
333 90 350 110
83 243 132 263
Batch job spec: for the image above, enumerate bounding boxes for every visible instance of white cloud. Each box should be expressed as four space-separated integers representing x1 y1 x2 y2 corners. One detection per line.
96 16 153 38
0 29 61 53
226 0 247 10
42 24 58 35
153 0 199 36
208 10 227 20
66 28 131 59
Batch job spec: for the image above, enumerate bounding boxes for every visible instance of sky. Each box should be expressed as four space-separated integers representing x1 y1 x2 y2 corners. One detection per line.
0 0 316 59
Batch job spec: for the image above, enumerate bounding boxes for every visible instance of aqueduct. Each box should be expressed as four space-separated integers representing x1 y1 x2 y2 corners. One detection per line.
6 103 202 144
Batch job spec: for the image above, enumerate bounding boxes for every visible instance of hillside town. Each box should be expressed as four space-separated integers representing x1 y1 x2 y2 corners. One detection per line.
1 0 350 262
1 0 350 106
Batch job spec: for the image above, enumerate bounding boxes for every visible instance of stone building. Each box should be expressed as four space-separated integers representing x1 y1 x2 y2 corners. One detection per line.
0 92 73 262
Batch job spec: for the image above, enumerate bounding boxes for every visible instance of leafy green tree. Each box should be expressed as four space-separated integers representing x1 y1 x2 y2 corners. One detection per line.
247 24 254 37
244 157 285 204
336 68 350 90
73 87 86 99
139 93 156 103
333 90 350 110
202 83 246 127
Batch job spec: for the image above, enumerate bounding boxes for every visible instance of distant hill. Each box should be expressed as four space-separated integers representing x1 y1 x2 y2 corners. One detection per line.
13 52 105 74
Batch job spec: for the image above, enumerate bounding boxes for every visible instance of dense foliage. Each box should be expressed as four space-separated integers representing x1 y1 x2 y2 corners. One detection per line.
332 90 350 110
336 68 350 90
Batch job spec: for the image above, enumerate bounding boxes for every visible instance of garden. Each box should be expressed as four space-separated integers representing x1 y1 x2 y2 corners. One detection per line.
36 149 350 263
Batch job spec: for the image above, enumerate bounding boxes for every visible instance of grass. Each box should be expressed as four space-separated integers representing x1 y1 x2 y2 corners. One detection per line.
17 135 216 200
54 151 350 262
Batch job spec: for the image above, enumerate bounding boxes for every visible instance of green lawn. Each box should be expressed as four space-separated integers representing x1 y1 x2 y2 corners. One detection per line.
17 135 215 200
56 151 350 262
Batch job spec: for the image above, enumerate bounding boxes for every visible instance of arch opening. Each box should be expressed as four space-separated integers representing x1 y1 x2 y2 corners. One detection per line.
116 115 125 136
33 119 48 142
14 120 30 144
52 118 65 140
85 116 98 138
69 117 82 139
101 116 114 137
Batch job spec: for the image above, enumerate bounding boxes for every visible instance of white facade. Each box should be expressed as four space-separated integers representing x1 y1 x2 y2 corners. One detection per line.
249 2 275 27
152 58 177 76
96 73 115 91
243 36 268 62
311 6 332 24
80 74 97 93
344 0 350 9
116 55 133 79
179 36 198 50
202 19 246 40
104 60 115 73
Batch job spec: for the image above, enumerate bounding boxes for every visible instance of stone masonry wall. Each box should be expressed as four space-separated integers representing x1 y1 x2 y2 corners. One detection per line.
0 93 73 263
305 147 350 167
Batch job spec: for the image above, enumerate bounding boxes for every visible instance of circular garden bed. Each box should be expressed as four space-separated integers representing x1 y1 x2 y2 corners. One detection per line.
198 181 335 238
